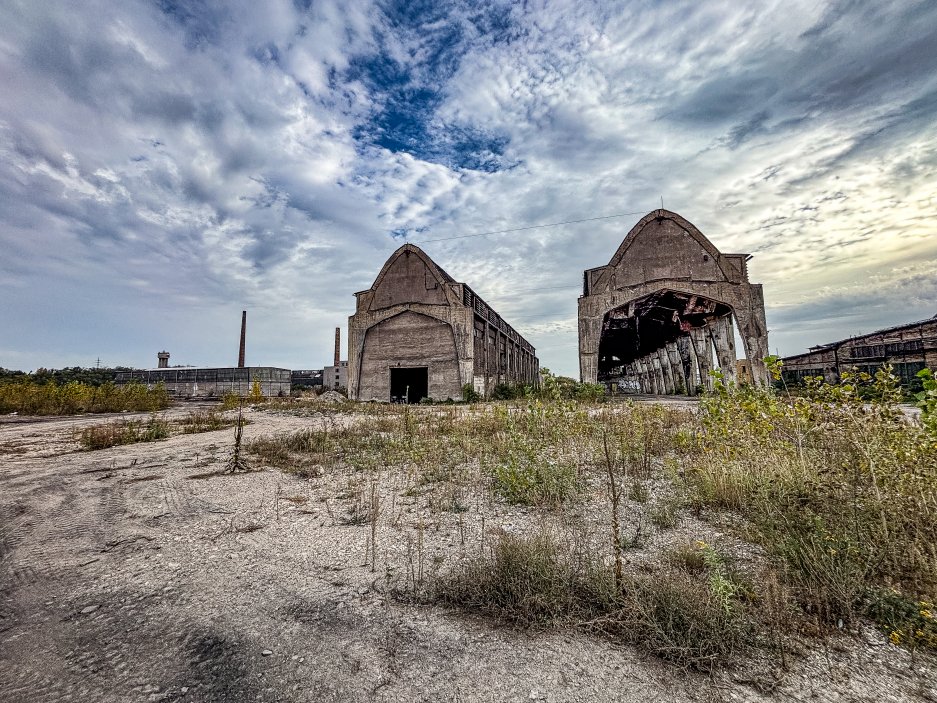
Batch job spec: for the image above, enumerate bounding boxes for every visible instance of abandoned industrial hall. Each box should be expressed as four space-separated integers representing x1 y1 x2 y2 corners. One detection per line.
348 244 539 402
578 209 770 394
781 315 937 386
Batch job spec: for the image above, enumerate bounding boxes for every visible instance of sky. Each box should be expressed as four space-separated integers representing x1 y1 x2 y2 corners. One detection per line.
1 0 935 378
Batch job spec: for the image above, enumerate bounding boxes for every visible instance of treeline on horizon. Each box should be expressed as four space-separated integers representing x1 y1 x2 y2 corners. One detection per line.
0 366 132 387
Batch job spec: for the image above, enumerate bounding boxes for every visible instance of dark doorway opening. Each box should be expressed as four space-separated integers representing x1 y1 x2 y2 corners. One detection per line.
597 290 732 382
390 367 428 404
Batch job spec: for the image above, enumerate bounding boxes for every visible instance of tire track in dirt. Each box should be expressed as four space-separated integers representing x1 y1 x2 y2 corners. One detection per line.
158 478 213 519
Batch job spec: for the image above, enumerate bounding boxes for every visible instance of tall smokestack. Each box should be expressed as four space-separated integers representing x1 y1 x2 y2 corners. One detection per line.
238 310 247 368
334 327 341 367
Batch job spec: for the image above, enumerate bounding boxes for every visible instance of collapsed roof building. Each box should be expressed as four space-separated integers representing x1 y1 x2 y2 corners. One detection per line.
781 315 937 386
578 209 770 393
348 244 538 402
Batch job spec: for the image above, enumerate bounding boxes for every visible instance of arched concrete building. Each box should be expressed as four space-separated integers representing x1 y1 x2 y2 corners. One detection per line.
578 210 770 393
349 244 538 402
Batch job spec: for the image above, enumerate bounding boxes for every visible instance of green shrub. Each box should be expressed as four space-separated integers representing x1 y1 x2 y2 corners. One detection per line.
574 383 606 402
916 368 937 437
461 383 481 403
490 451 579 505
866 589 937 650
220 391 242 410
491 383 522 400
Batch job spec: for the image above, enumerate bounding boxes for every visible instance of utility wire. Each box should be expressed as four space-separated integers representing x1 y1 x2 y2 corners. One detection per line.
416 209 650 243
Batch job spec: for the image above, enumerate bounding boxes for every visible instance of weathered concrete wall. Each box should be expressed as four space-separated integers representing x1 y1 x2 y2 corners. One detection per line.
356 311 462 401
370 249 449 310
323 362 348 390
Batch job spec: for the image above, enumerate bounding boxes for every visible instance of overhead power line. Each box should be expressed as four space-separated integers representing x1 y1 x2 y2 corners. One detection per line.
416 209 650 243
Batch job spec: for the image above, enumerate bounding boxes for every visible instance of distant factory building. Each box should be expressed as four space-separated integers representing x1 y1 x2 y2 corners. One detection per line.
116 311 289 398
781 314 937 386
324 361 348 390
348 244 539 402
290 369 324 389
116 365 291 398
324 327 348 390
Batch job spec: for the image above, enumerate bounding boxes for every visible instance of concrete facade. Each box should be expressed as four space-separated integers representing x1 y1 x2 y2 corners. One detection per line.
323 361 348 390
349 244 538 402
115 367 291 398
782 315 937 386
579 209 770 392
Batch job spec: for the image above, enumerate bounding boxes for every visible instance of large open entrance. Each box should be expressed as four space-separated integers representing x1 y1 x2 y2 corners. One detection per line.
597 290 732 383
389 367 428 404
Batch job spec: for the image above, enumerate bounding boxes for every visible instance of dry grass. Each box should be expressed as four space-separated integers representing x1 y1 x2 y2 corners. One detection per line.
428 531 751 673
76 410 241 451
686 367 937 638
245 366 937 670
77 416 170 450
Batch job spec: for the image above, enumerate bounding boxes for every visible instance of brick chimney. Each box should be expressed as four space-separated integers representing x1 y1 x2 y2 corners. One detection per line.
238 311 247 368
334 327 341 367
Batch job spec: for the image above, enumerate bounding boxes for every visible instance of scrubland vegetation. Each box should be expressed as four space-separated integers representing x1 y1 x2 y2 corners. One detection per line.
244 363 937 674
77 409 238 450
0 380 170 415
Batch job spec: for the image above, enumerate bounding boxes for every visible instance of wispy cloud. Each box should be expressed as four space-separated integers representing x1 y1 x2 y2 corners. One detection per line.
0 0 935 373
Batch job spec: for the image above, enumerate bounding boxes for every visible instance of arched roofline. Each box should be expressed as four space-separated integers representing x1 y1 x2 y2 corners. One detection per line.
368 243 455 296
606 209 733 281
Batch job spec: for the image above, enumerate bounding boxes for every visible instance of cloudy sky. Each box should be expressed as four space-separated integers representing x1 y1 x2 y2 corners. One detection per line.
1 0 935 377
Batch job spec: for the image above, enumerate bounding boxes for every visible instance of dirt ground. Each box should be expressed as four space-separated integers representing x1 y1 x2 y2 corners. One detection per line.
1 402 934 703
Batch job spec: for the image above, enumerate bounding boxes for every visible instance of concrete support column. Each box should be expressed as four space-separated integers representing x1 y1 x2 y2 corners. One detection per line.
710 315 738 383
665 342 685 394
689 327 714 392
634 358 646 393
734 288 771 385
650 355 664 395
483 319 491 397
657 348 675 394
676 336 695 396
640 359 652 393
646 357 659 395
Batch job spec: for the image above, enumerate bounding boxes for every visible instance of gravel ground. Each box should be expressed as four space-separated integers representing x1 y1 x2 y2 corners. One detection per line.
1 403 934 703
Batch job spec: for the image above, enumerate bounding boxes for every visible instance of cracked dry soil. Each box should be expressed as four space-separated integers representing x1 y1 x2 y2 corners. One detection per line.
1 403 934 703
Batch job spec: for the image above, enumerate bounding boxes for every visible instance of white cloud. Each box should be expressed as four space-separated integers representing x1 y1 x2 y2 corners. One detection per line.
0 0 935 375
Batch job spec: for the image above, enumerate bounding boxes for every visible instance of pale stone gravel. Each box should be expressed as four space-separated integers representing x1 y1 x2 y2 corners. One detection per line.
0 402 933 702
